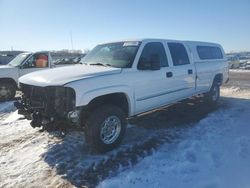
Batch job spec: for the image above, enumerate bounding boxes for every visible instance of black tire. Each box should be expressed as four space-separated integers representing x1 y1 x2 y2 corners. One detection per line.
204 82 220 104
85 104 127 153
0 82 16 102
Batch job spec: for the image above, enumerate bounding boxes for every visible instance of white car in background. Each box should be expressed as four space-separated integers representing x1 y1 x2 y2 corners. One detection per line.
244 61 250 70
0 51 79 101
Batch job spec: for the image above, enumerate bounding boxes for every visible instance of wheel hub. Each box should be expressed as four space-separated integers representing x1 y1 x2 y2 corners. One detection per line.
100 115 121 144
0 86 10 98
212 86 219 101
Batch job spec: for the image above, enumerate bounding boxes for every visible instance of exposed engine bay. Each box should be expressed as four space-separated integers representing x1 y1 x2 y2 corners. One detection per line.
15 83 80 129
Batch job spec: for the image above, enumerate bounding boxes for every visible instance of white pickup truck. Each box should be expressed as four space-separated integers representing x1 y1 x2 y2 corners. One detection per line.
0 51 80 101
0 51 54 101
15 39 229 152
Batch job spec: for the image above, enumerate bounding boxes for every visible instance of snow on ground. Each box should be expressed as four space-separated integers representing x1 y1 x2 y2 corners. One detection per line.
0 101 151 187
0 111 72 187
0 102 15 120
0 102 14 113
99 88 250 188
0 86 250 188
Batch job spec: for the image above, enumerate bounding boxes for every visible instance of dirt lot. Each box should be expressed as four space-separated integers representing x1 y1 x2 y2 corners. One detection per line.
225 70 250 89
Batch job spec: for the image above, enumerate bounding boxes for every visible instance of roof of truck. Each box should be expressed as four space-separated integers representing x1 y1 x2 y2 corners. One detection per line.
99 38 221 47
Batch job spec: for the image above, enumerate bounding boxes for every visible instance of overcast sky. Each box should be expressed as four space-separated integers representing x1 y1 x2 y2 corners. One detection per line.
0 0 249 52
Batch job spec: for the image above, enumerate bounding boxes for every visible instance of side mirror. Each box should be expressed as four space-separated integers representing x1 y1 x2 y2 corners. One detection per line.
150 54 160 70
138 56 160 71
18 64 24 69
138 58 151 70
138 54 161 71
151 55 161 70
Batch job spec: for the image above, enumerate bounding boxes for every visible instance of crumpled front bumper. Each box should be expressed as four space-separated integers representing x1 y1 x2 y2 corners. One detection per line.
15 84 78 128
14 97 32 120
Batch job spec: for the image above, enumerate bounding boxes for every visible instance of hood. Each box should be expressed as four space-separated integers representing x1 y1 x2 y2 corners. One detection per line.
0 65 15 70
19 64 122 87
0 65 18 79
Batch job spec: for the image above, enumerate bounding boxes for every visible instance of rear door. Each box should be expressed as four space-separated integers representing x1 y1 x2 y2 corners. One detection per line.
166 42 196 98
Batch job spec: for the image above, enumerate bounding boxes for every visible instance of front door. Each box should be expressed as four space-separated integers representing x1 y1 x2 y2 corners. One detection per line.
134 42 177 114
19 53 50 77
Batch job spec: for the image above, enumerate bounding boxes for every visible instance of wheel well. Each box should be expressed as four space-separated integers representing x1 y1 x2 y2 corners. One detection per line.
213 74 223 86
0 78 17 89
86 93 129 116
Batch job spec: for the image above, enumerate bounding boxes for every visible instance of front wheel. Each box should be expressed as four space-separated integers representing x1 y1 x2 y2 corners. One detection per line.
0 82 16 102
84 104 127 153
205 83 220 104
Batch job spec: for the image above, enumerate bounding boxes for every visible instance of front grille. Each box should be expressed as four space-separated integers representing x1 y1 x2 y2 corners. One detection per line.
20 83 32 97
20 83 46 109
19 83 76 116
20 83 45 98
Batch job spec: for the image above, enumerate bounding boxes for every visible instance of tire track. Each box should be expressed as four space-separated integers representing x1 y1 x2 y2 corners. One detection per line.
42 98 225 187
81 132 179 187
54 129 183 188
0 131 43 152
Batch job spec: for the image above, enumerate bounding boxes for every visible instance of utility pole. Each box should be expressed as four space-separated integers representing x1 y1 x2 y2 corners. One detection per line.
70 31 74 51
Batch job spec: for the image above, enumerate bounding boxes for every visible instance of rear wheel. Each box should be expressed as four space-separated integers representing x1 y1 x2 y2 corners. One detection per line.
205 82 220 104
0 82 16 102
84 104 127 153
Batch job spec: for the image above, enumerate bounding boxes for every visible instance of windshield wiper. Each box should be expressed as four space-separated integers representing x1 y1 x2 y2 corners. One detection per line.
89 63 112 67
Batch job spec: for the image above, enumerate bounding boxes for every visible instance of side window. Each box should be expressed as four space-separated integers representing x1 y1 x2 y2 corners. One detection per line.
22 55 35 68
138 42 168 68
168 43 190 66
197 46 223 60
23 53 48 68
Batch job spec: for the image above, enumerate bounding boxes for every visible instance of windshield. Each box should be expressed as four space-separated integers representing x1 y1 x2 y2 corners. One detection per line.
8 53 30 66
81 41 140 68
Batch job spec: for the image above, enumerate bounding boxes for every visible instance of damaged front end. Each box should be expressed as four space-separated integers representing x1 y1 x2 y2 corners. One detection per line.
15 83 80 129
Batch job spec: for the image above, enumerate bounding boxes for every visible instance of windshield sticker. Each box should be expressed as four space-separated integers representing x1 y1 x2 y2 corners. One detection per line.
123 41 140 47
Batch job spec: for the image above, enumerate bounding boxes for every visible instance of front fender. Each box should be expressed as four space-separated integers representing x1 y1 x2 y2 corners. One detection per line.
69 84 135 116
0 67 19 84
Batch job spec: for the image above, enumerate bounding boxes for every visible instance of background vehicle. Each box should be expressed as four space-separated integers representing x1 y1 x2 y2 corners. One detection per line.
227 55 240 69
244 61 250 70
16 39 229 153
53 56 83 66
0 51 75 101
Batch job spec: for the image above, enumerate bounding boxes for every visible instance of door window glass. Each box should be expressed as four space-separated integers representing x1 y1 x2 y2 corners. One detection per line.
23 54 48 68
168 43 190 66
138 42 168 69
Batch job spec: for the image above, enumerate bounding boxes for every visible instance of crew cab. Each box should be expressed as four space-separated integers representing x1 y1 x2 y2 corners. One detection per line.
15 39 229 152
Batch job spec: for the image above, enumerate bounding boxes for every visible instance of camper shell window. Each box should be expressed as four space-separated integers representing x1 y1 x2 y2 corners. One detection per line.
197 46 223 60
